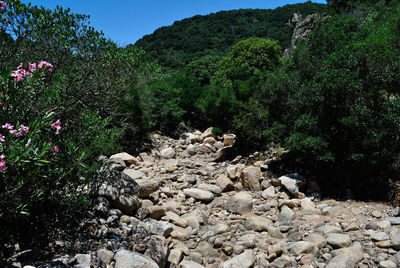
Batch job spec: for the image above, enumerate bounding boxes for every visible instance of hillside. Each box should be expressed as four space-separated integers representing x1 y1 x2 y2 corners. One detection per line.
134 2 327 68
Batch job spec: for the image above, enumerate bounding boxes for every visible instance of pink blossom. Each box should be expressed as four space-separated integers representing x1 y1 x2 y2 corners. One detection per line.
0 134 4 142
0 160 5 171
2 123 13 130
28 62 37 72
11 67 30 82
0 155 4 160
51 120 62 133
51 146 59 154
38 61 54 71
20 124 29 134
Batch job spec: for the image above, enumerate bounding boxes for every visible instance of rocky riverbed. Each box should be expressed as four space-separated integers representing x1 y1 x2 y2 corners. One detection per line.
6 128 400 268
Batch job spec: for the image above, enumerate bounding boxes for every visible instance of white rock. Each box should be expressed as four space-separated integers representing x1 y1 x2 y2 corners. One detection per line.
160 148 176 159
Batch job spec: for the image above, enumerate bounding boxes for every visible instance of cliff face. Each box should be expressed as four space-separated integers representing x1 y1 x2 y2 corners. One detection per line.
284 13 330 58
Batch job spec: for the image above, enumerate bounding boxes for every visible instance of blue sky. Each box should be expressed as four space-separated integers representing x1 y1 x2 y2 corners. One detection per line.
21 0 326 46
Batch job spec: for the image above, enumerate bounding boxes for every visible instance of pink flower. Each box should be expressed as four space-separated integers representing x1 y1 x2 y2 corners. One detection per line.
0 160 5 171
0 155 5 171
2 123 13 130
0 134 4 142
28 62 37 72
0 1 5 10
51 146 59 154
20 124 29 134
38 61 54 71
51 120 62 133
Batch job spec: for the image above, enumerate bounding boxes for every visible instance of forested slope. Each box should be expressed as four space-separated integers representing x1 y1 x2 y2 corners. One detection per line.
134 2 327 68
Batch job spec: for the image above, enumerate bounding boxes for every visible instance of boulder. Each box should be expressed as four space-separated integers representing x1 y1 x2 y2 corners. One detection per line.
183 188 214 202
123 169 144 180
145 235 169 268
239 167 262 191
160 148 176 159
277 206 296 225
278 173 306 196
326 233 351 248
216 174 234 192
225 192 252 214
110 152 139 165
114 250 159 268
200 127 216 142
223 134 236 146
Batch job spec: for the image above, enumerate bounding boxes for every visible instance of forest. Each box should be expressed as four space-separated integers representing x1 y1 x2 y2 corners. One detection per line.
0 0 400 263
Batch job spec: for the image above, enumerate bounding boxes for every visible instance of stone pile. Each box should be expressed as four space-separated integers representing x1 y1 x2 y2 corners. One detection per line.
7 128 400 268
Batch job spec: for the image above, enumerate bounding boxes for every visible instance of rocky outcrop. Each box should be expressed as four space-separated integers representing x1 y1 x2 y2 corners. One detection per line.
284 13 330 58
9 127 400 268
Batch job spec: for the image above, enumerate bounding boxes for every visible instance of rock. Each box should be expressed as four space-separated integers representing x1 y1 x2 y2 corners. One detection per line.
305 233 326 249
300 197 315 210
90 167 141 214
391 234 400 249
326 233 352 248
137 179 159 198
244 215 272 231
115 250 159 268
170 226 188 241
184 133 198 144
198 183 222 195
239 167 262 191
203 137 216 145
139 152 154 163
183 188 214 202
145 235 169 268
168 248 183 265
378 220 391 229
326 254 358 268
372 232 390 242
378 260 397 268
160 148 176 159
123 169 144 180
386 217 400 225
268 226 284 239
268 244 283 256
145 219 174 237
372 210 382 218
187 144 198 155
182 174 198 184
216 174 234 192
331 247 363 262
195 241 219 259
200 127 216 142
165 211 187 228
147 206 166 220
223 134 236 147
225 192 252 214
179 260 205 268
262 186 276 199
290 241 314 256
96 249 114 265
220 250 255 268
277 206 296 225
110 152 139 165
316 225 342 235
278 173 306 196
227 165 243 179
68 254 91 268
107 157 126 171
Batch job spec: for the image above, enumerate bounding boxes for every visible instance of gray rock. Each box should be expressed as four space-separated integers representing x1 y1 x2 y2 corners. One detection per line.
331 247 363 262
244 215 272 231
195 241 219 259
326 254 357 268
198 183 222 195
225 192 252 214
387 217 400 225
115 250 159 268
145 235 169 268
326 233 351 248
183 188 214 202
391 234 400 250
277 206 296 225
179 260 205 268
290 241 314 256
372 232 390 242
145 218 174 237
168 248 183 265
378 260 397 268
187 144 198 155
219 250 255 268
160 148 176 159
377 220 391 229
300 197 315 210
278 173 306 195
262 186 276 199
96 249 114 265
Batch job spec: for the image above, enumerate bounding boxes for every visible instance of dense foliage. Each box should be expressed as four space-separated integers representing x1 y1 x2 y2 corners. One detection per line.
135 2 327 68
0 0 158 256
